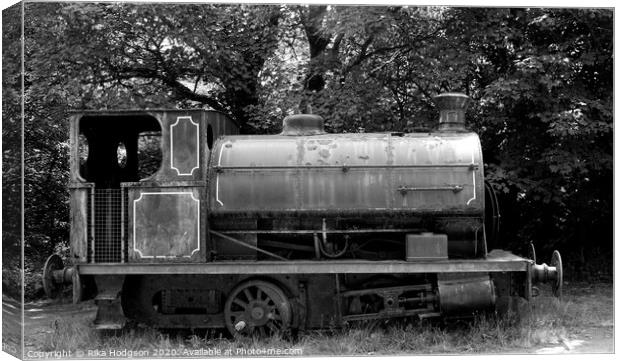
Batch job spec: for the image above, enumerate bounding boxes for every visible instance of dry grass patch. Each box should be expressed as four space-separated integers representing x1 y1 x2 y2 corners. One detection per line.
34 283 612 356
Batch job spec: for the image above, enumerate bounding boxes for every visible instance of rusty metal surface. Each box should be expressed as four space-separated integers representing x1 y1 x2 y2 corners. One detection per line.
208 132 484 218
78 255 528 275
128 186 203 262
281 114 326 135
406 233 448 261
93 275 126 329
69 185 92 262
170 116 200 176
210 218 258 259
210 230 285 261
340 284 430 297
437 273 496 316
434 93 470 132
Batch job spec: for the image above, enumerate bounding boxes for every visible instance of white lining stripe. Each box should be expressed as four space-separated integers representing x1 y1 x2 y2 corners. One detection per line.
170 116 200 176
467 139 477 205
215 141 227 206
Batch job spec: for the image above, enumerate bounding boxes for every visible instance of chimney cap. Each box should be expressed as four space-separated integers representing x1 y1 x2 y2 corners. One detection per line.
433 92 470 109
433 92 471 132
280 114 326 136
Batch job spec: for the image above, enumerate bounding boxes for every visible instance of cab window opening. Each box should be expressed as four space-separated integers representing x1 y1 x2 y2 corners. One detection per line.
77 115 162 188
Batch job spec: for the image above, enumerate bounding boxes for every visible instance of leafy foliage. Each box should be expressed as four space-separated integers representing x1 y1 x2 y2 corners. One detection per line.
445 9 613 256
2 4 24 297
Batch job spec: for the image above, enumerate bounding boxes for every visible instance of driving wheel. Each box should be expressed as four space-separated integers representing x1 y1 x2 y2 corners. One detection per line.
224 280 292 337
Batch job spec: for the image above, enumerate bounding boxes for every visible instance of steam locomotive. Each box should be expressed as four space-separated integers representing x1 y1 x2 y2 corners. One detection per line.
42 93 562 335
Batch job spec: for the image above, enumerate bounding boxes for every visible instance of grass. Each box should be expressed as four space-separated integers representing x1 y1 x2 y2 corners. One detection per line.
33 282 612 356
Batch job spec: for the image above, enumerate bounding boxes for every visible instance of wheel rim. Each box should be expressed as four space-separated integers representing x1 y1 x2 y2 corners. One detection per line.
551 250 563 299
42 254 63 299
224 280 291 337
528 242 537 264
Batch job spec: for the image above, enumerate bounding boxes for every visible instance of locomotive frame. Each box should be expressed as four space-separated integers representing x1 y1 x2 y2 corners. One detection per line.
43 94 562 335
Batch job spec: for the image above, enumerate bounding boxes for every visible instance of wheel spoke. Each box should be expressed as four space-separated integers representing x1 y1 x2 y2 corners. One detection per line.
256 288 263 301
230 311 245 318
233 298 248 309
243 288 254 302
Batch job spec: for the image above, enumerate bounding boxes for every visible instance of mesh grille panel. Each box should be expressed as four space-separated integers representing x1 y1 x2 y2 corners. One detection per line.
93 189 122 263
123 187 129 262
87 189 93 263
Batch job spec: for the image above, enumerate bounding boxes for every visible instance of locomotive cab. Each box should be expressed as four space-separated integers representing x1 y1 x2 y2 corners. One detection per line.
67 109 238 264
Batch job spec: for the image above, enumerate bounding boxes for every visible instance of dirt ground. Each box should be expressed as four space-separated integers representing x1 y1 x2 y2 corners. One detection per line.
2 282 614 358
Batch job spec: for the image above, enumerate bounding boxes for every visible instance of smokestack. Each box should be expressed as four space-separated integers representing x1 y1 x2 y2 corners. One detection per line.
280 114 326 136
433 93 471 132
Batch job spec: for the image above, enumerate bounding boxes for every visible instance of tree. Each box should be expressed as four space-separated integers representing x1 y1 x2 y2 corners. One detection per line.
43 3 282 131
445 8 613 268
275 6 450 132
